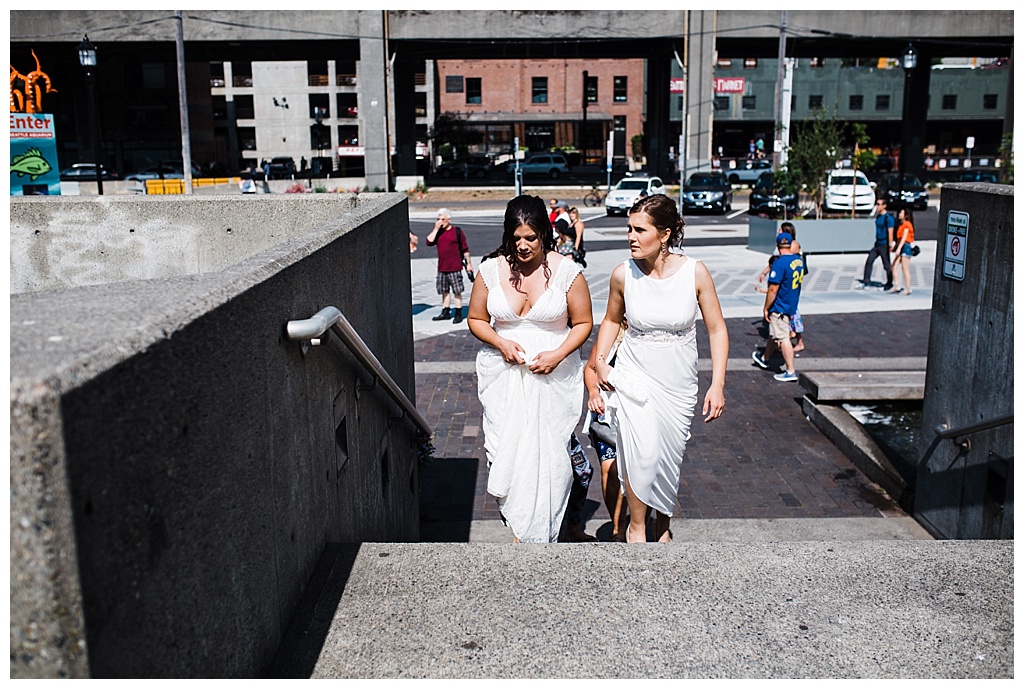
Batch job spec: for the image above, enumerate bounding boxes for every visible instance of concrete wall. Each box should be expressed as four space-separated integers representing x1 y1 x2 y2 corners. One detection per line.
10 194 422 677
915 183 1013 539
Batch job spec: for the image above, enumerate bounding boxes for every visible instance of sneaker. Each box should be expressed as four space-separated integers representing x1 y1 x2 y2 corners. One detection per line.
751 350 769 369
773 371 799 382
855 283 869 290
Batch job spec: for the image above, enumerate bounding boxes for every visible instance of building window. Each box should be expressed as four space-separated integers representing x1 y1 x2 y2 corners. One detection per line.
942 94 957 110
613 76 628 102
232 61 252 88
677 95 684 112
445 75 464 93
234 94 254 120
717 58 732 69
849 95 864 111
532 77 548 104
141 63 166 90
414 92 427 117
743 58 758 69
309 93 330 119
983 93 998 110
336 93 358 118
613 115 626 133
810 57 825 68
742 95 756 110
238 127 256 151
466 77 482 104
337 125 358 145
210 62 225 88
714 95 730 111
585 75 598 104
808 94 823 110
875 94 891 111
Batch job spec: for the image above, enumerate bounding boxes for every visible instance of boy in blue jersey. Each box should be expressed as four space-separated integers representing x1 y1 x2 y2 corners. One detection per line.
752 232 804 382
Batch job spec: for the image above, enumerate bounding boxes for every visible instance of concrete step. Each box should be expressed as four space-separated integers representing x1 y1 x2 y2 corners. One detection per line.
268 540 1013 679
800 371 926 402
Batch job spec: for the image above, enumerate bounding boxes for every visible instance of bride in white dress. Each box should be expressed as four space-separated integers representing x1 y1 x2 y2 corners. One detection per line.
592 194 729 543
467 195 594 543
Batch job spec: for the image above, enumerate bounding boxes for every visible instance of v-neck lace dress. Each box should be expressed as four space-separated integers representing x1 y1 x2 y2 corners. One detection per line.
476 255 586 543
605 256 700 516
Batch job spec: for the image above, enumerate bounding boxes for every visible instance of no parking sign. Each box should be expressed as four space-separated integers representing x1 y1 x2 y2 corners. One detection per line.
943 211 969 281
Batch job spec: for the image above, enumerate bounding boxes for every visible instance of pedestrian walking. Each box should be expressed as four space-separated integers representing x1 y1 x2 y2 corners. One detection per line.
753 232 804 382
859 197 895 290
426 208 473 324
888 206 916 295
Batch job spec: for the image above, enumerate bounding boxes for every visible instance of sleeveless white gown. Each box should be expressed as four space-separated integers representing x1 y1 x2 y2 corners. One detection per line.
606 256 700 516
476 255 586 542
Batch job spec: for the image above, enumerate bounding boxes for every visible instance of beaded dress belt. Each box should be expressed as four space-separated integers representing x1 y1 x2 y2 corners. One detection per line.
625 323 696 344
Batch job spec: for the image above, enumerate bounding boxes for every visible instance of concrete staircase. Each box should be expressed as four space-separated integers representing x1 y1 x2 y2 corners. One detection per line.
267 539 1013 678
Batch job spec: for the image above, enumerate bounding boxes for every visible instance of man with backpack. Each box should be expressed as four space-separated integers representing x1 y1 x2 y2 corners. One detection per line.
426 208 473 324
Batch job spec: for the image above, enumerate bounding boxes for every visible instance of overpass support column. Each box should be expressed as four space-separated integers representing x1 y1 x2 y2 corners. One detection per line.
393 56 418 181
683 10 716 175
904 49 931 181
646 47 672 179
360 14 391 191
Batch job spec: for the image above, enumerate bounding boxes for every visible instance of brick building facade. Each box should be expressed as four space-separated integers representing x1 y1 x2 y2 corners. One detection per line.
436 58 646 164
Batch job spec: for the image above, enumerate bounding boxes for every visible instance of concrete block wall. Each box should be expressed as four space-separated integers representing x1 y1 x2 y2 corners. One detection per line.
10 194 421 677
915 183 1013 539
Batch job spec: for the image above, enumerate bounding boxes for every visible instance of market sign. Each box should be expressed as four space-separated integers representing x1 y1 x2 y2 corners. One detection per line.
669 77 747 94
714 77 746 93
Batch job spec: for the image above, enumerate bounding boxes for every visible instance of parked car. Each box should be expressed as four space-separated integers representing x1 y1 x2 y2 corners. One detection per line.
508 152 570 179
681 172 733 214
725 158 773 186
875 173 930 210
604 174 667 216
268 156 296 179
957 171 999 183
823 170 875 213
59 163 118 181
435 155 493 179
748 172 799 215
124 161 200 182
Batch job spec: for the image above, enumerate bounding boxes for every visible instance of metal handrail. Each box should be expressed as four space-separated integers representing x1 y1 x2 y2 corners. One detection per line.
286 307 432 436
934 413 1012 452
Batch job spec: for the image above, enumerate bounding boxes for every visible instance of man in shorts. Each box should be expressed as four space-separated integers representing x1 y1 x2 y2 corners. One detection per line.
425 208 473 324
752 232 804 382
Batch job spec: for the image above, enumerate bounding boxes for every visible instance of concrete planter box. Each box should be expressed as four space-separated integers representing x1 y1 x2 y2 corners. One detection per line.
748 215 876 255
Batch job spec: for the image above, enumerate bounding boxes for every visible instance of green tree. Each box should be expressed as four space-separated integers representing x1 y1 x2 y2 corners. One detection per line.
430 112 472 162
848 123 877 218
785 106 845 218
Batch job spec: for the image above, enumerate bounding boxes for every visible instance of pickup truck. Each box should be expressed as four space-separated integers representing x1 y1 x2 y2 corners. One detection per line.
724 159 773 186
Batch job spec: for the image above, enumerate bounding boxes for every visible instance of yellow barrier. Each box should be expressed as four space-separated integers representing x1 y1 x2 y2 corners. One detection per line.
145 177 240 194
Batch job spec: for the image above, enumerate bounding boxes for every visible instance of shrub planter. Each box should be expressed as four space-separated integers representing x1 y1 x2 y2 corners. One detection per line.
748 215 876 255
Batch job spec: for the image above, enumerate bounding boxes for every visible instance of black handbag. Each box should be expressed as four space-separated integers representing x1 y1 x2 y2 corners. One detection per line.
911 245 920 256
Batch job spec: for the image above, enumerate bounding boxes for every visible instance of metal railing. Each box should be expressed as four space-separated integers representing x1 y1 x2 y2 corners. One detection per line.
934 413 1013 451
286 306 431 436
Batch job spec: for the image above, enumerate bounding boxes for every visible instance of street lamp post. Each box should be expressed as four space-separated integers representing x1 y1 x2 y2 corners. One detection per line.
581 70 589 166
77 35 103 195
897 44 917 212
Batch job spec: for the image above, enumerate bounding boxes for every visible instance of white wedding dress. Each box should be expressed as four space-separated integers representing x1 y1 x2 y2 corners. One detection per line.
606 256 700 516
476 255 586 542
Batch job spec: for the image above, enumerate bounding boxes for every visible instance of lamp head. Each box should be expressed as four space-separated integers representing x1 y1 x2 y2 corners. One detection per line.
78 35 97 67
901 44 917 72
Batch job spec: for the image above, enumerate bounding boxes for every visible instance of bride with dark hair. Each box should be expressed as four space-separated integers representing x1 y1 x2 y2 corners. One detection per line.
467 194 594 543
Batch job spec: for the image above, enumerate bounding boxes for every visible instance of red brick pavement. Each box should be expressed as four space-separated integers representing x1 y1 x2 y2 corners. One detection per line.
417 310 930 537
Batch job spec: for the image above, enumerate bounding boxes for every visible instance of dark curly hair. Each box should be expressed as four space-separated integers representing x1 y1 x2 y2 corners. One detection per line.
629 193 685 248
484 194 556 290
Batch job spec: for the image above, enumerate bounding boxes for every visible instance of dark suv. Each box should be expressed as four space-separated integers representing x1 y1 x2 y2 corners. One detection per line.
682 172 733 214
436 155 493 179
876 173 929 210
268 157 296 179
749 172 799 215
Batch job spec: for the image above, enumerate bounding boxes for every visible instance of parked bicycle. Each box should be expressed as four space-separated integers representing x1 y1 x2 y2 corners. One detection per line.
583 183 607 207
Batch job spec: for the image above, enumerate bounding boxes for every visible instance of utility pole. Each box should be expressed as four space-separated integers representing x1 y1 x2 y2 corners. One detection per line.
175 10 193 194
772 9 788 172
